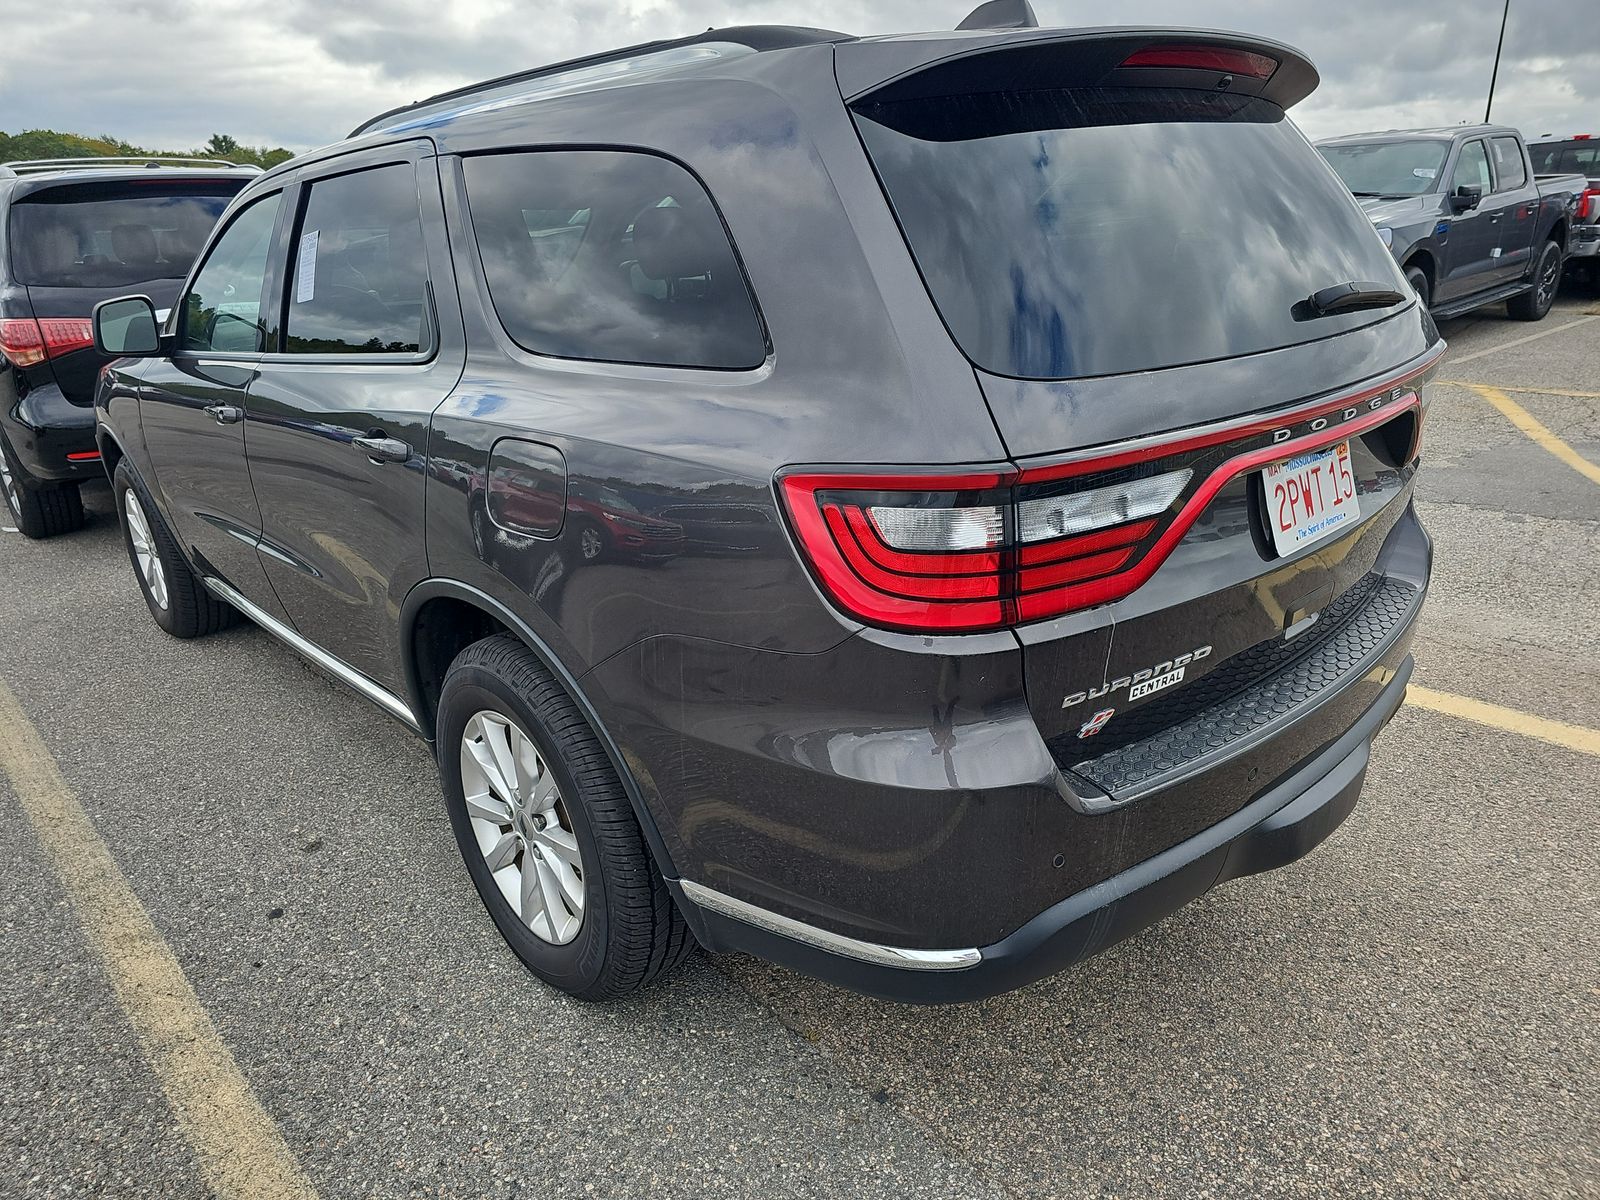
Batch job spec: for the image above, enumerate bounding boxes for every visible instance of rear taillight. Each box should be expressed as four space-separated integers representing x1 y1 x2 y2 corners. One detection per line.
1120 44 1279 79
780 359 1439 634
0 317 94 368
1579 188 1599 221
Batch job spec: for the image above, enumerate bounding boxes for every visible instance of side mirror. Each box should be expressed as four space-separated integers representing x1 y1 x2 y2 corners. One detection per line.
92 295 161 357
1450 185 1483 214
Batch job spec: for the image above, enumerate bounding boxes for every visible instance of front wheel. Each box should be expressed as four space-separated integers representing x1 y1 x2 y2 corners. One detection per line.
436 633 694 1000
1 432 84 540
1508 239 1562 321
1405 264 1432 312
113 460 237 638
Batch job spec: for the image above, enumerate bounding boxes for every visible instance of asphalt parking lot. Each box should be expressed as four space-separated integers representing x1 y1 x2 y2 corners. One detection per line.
2 294 1598 1200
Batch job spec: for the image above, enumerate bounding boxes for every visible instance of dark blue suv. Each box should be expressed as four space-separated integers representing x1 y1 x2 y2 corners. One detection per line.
0 157 252 536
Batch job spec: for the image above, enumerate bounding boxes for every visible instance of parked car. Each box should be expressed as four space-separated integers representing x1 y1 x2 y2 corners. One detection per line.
92 7 1442 1003
1529 134 1600 287
1317 125 1584 321
0 157 256 537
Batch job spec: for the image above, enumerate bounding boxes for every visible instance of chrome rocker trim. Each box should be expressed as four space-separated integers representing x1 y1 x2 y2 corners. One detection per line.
679 880 982 971
202 576 422 732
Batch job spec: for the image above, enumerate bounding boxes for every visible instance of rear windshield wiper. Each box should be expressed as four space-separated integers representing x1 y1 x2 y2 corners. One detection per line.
1298 281 1407 320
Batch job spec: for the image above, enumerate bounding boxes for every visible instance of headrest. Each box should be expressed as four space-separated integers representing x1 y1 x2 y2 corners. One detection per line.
632 205 719 282
112 224 159 264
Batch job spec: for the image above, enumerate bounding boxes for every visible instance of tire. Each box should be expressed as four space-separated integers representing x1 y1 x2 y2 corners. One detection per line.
1 432 85 540
437 633 694 1001
112 460 237 638
1405 264 1432 312
1508 239 1562 321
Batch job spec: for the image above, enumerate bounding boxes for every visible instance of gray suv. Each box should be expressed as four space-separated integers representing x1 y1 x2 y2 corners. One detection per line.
90 7 1441 1002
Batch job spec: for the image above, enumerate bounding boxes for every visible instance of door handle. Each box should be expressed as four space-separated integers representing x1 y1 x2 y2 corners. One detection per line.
204 403 243 425
352 434 411 464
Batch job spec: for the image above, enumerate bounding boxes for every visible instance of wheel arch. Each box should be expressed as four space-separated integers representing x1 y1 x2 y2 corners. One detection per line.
398 578 682 880
95 424 126 484
1403 248 1436 290
1547 218 1569 253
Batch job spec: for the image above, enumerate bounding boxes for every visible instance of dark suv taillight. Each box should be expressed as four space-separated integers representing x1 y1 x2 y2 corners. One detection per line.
780 374 1432 633
0 317 94 368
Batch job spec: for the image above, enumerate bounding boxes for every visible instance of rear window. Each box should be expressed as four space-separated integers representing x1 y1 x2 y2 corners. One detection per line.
461 150 766 370
1530 141 1600 176
8 181 240 288
853 88 1410 381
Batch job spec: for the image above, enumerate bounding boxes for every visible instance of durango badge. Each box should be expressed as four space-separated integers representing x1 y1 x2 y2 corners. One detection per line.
1061 645 1212 710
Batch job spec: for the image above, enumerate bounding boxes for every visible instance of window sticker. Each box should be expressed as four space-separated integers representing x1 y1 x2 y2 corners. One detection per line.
295 229 318 303
1413 167 1437 179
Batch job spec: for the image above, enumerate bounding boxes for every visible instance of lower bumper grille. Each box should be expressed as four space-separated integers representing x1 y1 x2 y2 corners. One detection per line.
1059 574 1420 800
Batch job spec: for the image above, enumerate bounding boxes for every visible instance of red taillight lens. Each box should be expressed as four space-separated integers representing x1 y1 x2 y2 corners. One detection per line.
1121 44 1279 79
780 360 1440 634
1579 188 1599 221
0 317 94 368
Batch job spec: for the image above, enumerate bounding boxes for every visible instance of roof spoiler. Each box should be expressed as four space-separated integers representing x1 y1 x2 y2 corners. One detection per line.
957 1 1039 30
0 157 262 178
837 27 1319 111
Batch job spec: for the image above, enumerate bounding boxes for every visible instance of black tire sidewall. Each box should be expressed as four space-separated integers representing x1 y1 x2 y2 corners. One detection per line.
436 665 612 995
1535 241 1561 316
1405 266 1431 311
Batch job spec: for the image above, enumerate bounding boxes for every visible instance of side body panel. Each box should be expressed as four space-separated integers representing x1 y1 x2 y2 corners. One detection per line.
244 149 463 696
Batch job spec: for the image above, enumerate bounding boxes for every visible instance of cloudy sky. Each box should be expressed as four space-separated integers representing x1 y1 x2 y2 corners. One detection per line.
2 0 1596 152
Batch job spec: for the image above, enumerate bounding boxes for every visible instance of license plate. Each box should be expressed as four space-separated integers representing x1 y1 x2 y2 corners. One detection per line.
1262 441 1358 555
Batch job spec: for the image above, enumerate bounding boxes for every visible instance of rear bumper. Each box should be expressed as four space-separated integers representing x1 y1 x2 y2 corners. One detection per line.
1 378 99 483
675 652 1412 1003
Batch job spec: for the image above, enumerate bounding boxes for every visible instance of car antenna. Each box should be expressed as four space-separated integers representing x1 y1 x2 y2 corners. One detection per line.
956 0 1039 30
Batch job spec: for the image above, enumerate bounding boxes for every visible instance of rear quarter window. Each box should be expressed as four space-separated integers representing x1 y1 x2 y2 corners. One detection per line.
8 181 240 288
460 150 766 370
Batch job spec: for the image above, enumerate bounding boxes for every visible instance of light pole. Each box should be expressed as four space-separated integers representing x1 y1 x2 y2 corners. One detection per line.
1485 0 1511 123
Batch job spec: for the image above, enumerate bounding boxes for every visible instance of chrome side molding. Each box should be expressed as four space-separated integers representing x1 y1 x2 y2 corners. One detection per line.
202 577 421 732
678 880 982 971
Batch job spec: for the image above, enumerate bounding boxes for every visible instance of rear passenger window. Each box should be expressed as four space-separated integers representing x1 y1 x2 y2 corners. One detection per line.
284 163 431 355
1490 137 1527 190
461 151 765 369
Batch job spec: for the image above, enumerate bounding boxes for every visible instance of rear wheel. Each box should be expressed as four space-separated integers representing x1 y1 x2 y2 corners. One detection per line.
113 460 237 638
436 633 694 1000
0 432 85 540
1404 263 1432 311
1508 239 1562 321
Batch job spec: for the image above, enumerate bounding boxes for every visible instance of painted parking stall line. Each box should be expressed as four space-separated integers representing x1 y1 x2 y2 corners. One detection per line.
0 677 320 1200
1456 383 1600 486
1406 685 1600 758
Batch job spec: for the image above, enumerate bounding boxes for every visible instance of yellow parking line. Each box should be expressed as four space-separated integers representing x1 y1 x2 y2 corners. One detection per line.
1440 382 1600 400
1457 383 1600 486
0 679 319 1200
1407 685 1600 758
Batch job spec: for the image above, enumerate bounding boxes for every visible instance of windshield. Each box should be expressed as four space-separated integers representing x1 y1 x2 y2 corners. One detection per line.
8 182 239 288
854 88 1410 381
1318 140 1450 198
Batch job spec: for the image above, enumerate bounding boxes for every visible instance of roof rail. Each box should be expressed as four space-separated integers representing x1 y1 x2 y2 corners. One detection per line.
0 156 264 178
350 25 852 138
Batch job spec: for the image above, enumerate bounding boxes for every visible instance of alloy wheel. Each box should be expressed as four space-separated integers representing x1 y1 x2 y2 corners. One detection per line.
124 490 169 610
1538 250 1560 309
460 710 585 945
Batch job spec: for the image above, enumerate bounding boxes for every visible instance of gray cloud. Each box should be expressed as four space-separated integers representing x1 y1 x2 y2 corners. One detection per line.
1 0 1596 151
